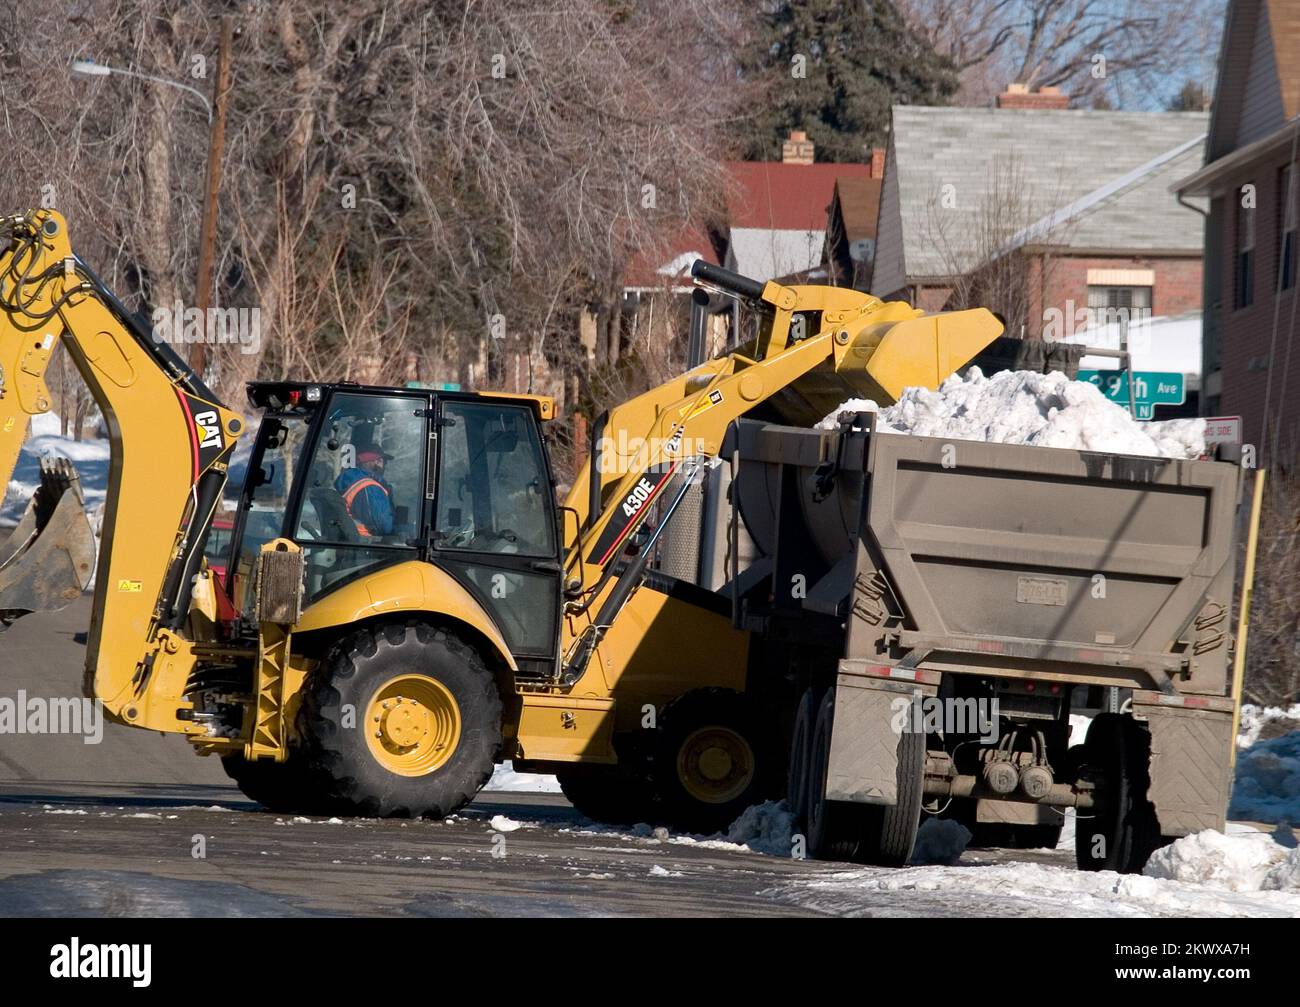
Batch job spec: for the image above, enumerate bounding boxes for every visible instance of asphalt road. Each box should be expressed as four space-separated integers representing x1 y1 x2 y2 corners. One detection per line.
0 597 1072 918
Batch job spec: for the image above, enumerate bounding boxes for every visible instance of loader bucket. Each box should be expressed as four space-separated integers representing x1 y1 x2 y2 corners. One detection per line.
772 307 1005 428
0 458 96 622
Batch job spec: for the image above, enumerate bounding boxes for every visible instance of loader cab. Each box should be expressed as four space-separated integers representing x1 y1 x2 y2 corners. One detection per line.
226 382 563 674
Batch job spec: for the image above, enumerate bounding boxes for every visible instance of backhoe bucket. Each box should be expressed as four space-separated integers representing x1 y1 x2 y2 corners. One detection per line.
0 458 96 621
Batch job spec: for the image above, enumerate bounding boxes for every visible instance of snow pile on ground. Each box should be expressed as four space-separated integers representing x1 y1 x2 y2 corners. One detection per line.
788 857 1300 918
1144 829 1300 892
1 412 110 526
724 800 796 856
911 817 971 866
1230 729 1300 825
1238 703 1300 749
483 762 561 794
817 368 1205 460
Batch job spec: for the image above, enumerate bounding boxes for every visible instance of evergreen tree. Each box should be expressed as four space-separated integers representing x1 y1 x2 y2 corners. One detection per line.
738 0 957 162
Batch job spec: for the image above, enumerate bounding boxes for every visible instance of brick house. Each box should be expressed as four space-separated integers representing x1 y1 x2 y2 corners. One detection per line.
873 88 1208 397
1174 0 1300 455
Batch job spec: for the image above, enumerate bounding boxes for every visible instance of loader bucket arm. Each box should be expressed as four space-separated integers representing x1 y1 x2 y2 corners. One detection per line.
562 262 1001 572
0 210 243 732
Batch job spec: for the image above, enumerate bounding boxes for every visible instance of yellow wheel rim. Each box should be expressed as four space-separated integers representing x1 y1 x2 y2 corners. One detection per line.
364 674 461 778
676 726 755 804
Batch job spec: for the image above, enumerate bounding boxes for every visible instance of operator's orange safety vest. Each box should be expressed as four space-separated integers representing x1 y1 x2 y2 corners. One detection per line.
341 477 387 537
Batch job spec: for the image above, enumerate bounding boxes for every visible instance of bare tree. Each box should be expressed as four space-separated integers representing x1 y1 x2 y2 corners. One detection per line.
0 0 753 433
1243 468 1300 709
897 0 1222 107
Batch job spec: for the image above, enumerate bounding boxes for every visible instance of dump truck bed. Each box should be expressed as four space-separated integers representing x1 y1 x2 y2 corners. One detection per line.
728 414 1242 697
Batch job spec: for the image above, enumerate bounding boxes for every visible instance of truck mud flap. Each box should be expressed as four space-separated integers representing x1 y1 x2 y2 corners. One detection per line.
1133 691 1235 837
826 662 937 806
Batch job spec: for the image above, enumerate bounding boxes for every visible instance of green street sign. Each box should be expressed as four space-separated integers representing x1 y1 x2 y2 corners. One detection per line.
1077 370 1186 421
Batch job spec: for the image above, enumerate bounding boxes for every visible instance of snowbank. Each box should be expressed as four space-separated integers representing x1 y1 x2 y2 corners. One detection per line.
1230 730 1300 825
789 858 1300 918
911 817 971 866
1 412 110 527
724 800 797 856
817 368 1205 460
1144 829 1300 893
1238 703 1300 749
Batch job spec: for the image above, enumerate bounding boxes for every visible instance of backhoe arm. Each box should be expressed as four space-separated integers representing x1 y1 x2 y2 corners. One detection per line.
0 210 243 731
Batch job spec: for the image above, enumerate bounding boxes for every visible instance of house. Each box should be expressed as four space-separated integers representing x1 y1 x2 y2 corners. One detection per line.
873 89 1208 377
606 132 883 361
719 143 877 284
1174 0 1300 455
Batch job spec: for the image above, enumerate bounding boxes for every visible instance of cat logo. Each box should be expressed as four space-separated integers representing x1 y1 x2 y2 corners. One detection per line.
193 410 223 450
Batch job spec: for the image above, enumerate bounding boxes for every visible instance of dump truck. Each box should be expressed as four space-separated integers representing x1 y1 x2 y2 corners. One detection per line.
689 410 1252 871
0 210 1003 833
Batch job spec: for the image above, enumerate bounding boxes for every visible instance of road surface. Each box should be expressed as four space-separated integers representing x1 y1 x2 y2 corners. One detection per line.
1 599 1295 918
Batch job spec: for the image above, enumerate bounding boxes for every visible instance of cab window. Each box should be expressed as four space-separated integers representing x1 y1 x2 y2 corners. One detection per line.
434 402 554 558
293 392 425 601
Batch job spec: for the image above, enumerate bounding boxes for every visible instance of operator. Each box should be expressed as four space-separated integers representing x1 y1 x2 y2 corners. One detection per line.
335 448 394 537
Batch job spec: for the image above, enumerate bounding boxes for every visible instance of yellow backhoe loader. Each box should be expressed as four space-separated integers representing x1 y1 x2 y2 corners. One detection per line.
0 209 1001 828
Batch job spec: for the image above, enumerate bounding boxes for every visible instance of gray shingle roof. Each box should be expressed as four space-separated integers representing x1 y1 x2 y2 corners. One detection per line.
885 106 1210 281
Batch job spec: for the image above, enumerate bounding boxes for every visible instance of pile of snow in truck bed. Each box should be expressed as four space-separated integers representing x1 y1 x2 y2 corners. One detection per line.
818 367 1206 460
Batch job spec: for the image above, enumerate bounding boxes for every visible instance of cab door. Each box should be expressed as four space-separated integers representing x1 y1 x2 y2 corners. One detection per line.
430 399 563 673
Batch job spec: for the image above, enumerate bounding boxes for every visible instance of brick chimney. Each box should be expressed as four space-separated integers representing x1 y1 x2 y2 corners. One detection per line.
782 129 815 164
870 146 886 178
996 83 1069 110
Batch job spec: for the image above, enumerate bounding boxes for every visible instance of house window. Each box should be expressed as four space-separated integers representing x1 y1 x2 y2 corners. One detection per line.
1280 165 1296 291
1088 285 1151 336
1236 188 1255 309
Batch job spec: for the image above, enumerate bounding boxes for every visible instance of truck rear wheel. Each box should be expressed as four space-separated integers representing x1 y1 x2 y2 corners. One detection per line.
656 690 769 834
786 687 821 830
855 723 924 867
1074 714 1163 873
806 690 866 861
302 621 502 818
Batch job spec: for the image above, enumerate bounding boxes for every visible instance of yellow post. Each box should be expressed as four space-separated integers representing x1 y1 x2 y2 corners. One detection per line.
1229 467 1266 772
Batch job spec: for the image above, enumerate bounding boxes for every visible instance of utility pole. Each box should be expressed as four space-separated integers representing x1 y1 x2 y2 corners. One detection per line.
191 14 234 378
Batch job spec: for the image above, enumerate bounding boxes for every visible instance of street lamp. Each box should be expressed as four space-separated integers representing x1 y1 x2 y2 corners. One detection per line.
70 59 212 123
70 25 233 378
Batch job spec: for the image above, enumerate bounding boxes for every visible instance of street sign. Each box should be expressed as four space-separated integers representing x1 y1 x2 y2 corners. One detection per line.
1203 415 1242 445
1077 369 1186 421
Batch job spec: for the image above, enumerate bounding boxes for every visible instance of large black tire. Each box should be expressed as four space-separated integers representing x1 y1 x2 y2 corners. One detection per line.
786 687 821 831
301 621 502 818
855 722 925 867
655 689 771 834
220 751 337 815
806 690 867 861
556 770 659 825
1075 714 1165 873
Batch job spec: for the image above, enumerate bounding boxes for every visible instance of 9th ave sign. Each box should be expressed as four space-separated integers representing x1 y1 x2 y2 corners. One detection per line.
1077 369 1186 421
